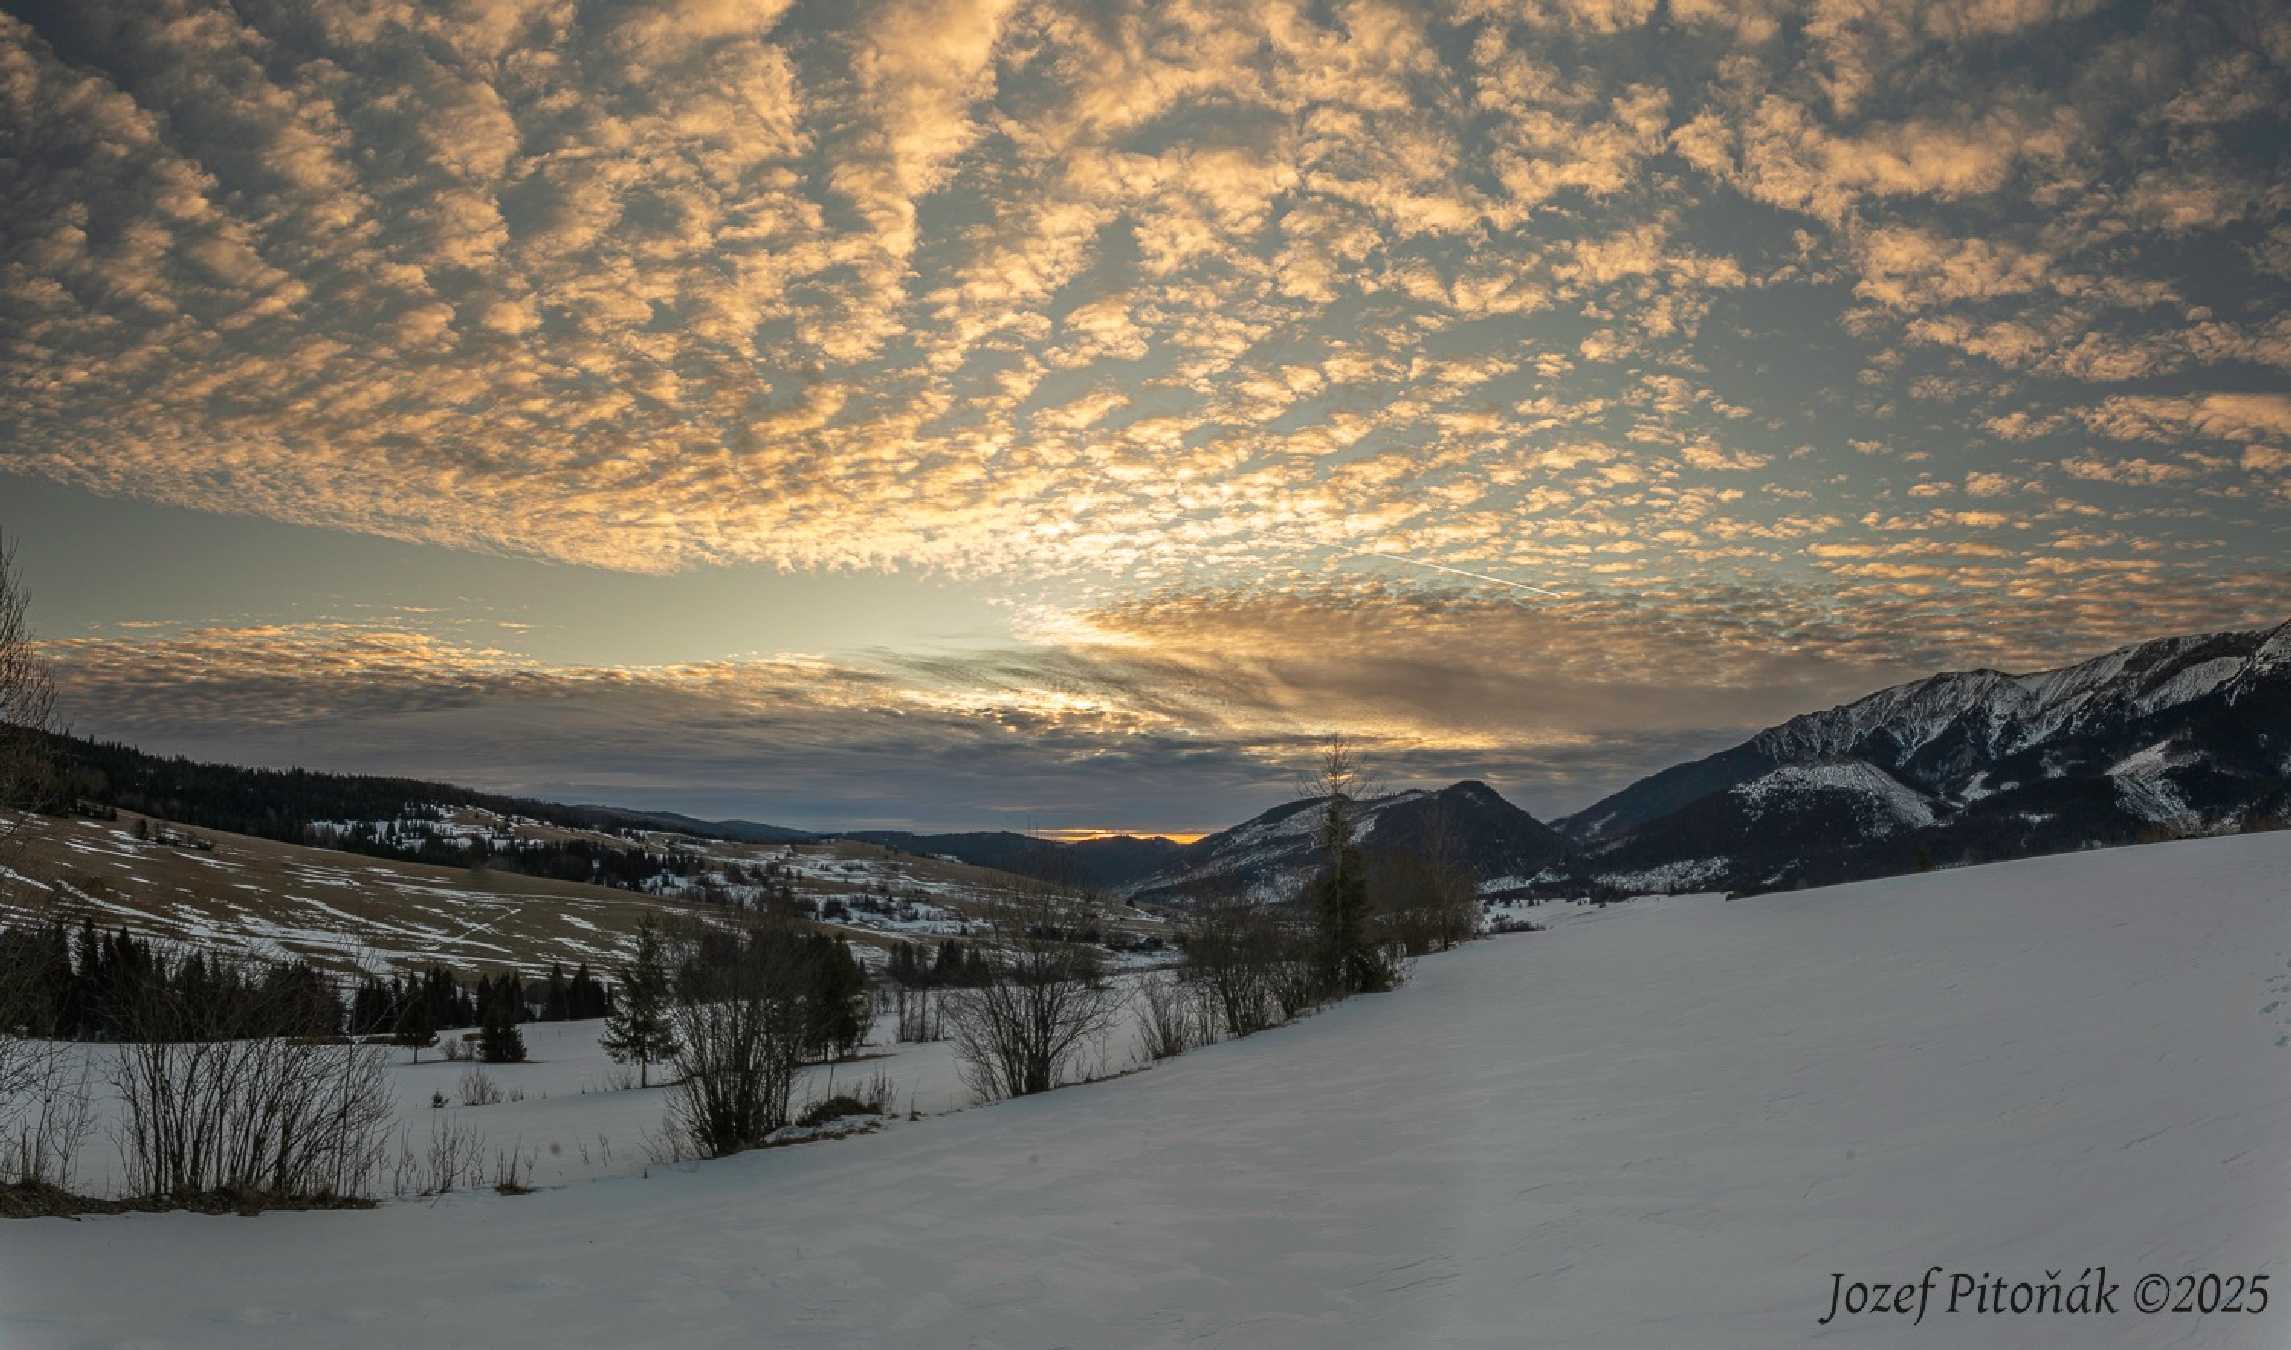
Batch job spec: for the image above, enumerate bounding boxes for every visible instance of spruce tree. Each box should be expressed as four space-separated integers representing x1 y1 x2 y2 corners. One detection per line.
1303 736 1392 996
478 977 527 1063
601 914 676 1087
394 992 435 1063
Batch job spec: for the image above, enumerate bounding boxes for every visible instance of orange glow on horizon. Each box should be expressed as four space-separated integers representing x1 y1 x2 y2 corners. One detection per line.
1033 828 1207 845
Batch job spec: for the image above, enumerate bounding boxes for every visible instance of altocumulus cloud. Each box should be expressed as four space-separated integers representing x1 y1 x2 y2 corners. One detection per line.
6 0 2291 825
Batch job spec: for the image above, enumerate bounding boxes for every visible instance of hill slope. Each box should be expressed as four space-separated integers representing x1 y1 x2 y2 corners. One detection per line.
0 810 695 976
0 812 1115 976
42 732 813 854
838 829 1185 889
1124 779 1571 904
9 831 2287 1347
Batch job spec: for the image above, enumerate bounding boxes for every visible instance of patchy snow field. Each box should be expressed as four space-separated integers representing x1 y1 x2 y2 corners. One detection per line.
8 831 2291 1348
0 812 699 975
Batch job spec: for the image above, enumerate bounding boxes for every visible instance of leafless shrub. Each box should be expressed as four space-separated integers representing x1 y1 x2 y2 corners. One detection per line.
492 1140 535 1194
2 1052 95 1190
113 1034 392 1203
641 1121 695 1167
390 1113 488 1197
107 952 394 1204
1268 943 1323 1023
1132 971 1201 1061
1183 897 1285 1038
458 1067 503 1107
945 886 1124 1102
893 986 942 1042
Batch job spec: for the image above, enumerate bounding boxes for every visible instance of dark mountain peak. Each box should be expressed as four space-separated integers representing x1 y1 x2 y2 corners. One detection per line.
1439 779 1505 802
1124 779 1568 904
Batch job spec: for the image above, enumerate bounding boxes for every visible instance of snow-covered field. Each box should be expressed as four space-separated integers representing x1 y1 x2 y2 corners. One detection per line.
40 1006 1024 1198
8 831 2291 1348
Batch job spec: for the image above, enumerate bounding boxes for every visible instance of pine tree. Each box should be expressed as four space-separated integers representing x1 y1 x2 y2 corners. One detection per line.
600 914 676 1087
478 976 527 1063
394 992 435 1063
1303 736 1393 997
801 935 868 1062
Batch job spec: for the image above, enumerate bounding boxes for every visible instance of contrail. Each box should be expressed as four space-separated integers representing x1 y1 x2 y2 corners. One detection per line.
1352 550 1565 599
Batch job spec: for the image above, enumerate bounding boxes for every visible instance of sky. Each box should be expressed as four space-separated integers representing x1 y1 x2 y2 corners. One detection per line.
2 0 2289 835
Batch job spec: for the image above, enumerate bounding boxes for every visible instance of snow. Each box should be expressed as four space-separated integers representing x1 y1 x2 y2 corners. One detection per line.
2108 738 2182 778
1593 856 1731 892
1746 623 2289 811
1115 789 1434 901
2107 739 2200 827
7 831 2291 1348
1730 759 1937 835
2134 656 2243 715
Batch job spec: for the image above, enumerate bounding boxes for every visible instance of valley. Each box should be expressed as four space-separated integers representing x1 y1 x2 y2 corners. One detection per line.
7 830 2287 1348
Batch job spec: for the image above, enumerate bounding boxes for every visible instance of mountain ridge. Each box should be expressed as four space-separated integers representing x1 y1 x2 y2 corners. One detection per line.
32 617 2287 910
1561 617 2291 894
1119 778 1572 905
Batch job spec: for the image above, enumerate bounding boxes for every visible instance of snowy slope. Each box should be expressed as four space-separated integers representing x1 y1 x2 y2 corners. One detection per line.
1730 759 1937 834
1125 780 1570 904
7 831 2290 1348
1567 619 2291 840
1559 618 2291 891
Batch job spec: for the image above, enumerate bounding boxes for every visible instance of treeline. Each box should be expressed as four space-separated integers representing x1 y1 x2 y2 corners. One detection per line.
881 938 994 989
0 921 339 1042
40 733 575 838
677 925 870 1065
601 916 876 1156
31 733 722 889
0 917 624 1047
316 820 707 891
341 961 609 1037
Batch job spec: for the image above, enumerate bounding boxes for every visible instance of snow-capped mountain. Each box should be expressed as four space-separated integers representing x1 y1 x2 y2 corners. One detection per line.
1123 780 1570 905
1562 618 2291 893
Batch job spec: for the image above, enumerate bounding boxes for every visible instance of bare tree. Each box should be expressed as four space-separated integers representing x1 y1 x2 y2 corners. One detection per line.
1182 890 1284 1038
944 884 1123 1101
1417 799 1481 950
0 533 73 1187
0 531 57 851
663 921 806 1157
1370 799 1480 956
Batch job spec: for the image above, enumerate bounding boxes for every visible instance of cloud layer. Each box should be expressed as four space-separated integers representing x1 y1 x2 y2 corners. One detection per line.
7 0 2291 826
